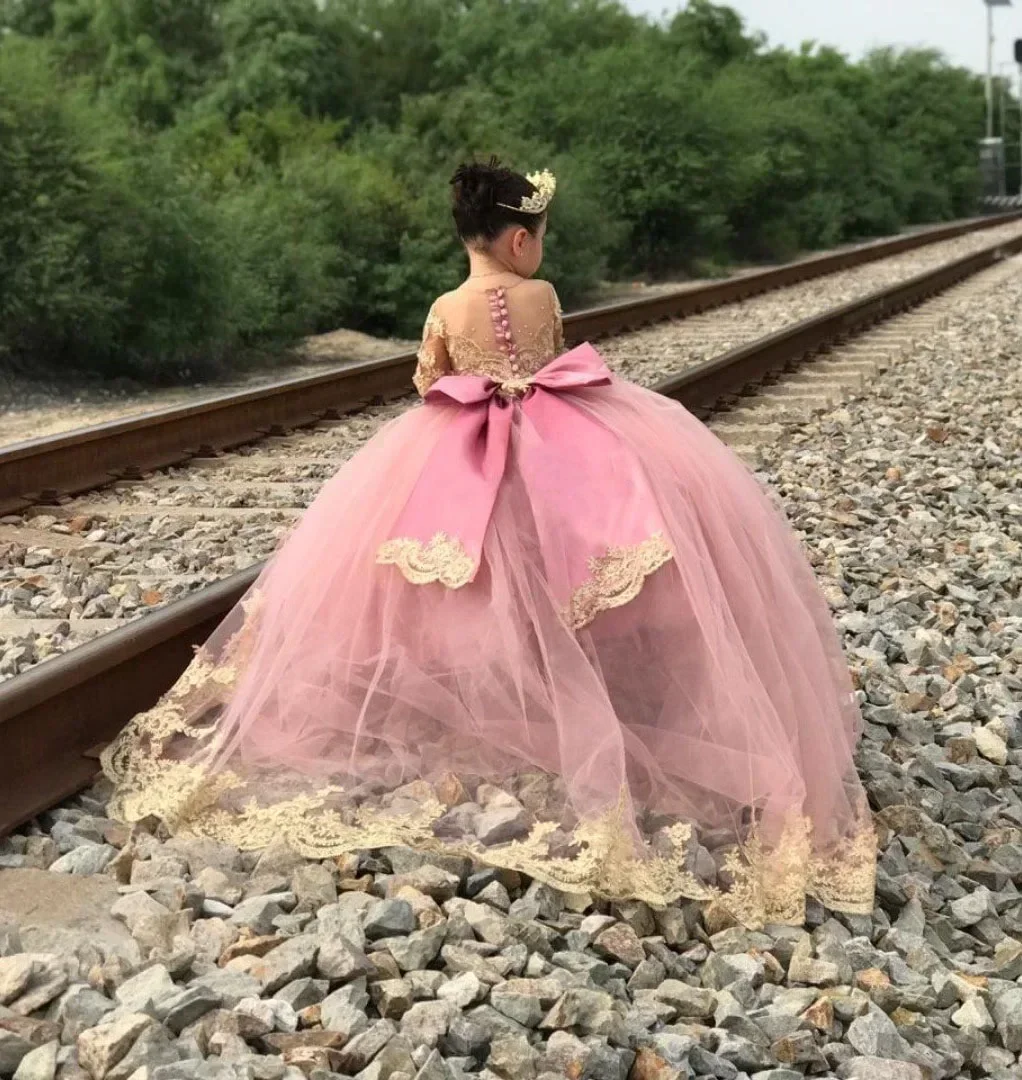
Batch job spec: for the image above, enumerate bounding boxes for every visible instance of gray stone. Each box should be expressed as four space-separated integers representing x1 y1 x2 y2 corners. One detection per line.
105 1026 180 1080
54 985 117 1041
12 1040 58 1080
627 958 666 993
158 987 221 1034
592 925 645 969
364 901 416 942
388 869 460 905
114 966 177 1015
252 842 305 879
653 980 716 1019
332 1020 397 1073
9 964 69 1017
650 1034 695 1069
356 1034 415 1080
489 989 544 1028
192 869 243 908
110 894 171 932
487 1034 536 1080
714 1034 773 1072
688 1046 737 1080
255 937 319 994
444 901 509 947
384 925 447 973
316 895 374 950
319 991 370 1040
316 937 375 982
290 865 336 911
272 978 326 1012
371 980 415 1020
77 1014 155 1080
405 971 445 1001
0 957 36 1007
540 989 620 1037
951 995 995 1032
0 1031 34 1077
835 1060 925 1080
949 887 998 928
992 987 1022 1051
845 1008 913 1062
189 971 259 1010
228 898 283 936
400 1001 456 1049
413 1049 455 1080
441 1015 491 1060
787 936 841 987
473 882 511 913
49 845 117 876
474 808 531 846
437 973 486 1010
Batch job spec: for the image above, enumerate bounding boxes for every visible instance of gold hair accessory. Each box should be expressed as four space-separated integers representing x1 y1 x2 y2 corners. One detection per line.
497 170 556 215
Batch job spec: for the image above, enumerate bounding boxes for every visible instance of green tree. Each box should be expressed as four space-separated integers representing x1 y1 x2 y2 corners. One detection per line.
0 0 997 381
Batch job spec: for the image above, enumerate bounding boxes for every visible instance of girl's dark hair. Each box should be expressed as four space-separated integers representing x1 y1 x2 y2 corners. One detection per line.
450 157 544 243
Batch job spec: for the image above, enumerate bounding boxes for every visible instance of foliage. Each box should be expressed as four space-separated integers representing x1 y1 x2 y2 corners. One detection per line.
0 0 992 379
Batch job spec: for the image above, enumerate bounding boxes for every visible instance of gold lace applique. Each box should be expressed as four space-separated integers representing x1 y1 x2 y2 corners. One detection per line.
413 308 449 396
566 533 673 631
444 331 559 383
551 284 565 355
376 532 475 588
721 814 877 925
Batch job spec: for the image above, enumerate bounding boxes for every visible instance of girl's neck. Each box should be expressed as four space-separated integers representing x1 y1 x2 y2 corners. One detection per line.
465 248 521 282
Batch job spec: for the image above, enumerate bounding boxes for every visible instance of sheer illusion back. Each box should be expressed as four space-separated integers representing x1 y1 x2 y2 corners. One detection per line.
414 278 564 394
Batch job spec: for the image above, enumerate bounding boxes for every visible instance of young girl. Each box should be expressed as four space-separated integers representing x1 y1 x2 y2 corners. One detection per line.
104 160 875 926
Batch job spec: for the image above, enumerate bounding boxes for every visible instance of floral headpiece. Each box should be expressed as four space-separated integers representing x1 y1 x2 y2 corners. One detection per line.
497 170 556 215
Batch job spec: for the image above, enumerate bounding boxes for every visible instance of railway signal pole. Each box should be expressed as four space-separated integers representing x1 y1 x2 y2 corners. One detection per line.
1017 39 1022 194
982 0 1012 198
987 0 1012 139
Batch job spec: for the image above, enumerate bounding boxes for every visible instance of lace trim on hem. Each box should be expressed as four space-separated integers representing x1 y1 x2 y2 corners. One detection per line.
376 532 475 588
99 586 877 929
565 533 673 631
102 736 875 926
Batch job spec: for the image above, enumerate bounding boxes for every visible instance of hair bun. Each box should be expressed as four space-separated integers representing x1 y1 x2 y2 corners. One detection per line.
449 157 545 243
450 157 501 211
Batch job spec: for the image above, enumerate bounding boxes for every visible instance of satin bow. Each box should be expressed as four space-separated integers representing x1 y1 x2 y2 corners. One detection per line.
423 342 612 409
378 343 666 601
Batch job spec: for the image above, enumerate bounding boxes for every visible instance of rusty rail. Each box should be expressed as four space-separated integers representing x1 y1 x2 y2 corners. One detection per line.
2 211 1020 517
1 224 1021 834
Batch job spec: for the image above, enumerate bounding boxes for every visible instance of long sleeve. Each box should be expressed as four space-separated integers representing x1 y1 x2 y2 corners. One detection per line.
413 304 450 396
549 283 565 355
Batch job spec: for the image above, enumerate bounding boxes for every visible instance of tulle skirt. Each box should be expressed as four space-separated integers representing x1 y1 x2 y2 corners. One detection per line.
102 375 876 926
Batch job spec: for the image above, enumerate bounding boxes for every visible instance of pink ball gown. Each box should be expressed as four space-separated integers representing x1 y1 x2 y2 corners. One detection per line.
103 278 876 927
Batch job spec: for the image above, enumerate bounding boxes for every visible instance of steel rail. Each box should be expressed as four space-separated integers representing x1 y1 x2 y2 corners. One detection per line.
1 211 1019 517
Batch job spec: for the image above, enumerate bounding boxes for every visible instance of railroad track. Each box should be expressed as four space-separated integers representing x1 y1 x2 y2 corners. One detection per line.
2 213 1022 835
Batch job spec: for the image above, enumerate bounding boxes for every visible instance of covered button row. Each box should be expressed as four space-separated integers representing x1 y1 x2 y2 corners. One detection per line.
488 288 519 368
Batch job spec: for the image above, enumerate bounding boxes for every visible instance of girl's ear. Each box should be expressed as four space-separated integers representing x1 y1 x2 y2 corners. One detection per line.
510 227 529 256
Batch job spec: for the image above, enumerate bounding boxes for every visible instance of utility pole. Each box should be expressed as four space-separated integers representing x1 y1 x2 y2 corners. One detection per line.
1016 39 1022 195
986 0 1013 137
982 1 1013 200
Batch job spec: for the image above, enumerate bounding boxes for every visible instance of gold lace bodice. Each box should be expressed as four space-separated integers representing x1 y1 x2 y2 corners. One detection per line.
413 279 565 395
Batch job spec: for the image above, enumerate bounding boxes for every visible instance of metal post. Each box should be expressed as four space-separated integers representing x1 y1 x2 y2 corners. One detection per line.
1011 35 1019 195
1000 71 1008 194
988 2 995 138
